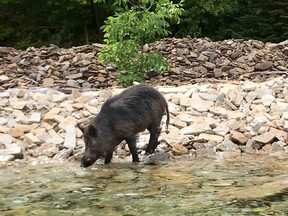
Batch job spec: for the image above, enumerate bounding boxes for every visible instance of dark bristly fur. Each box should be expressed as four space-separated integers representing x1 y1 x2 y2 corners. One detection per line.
79 84 169 167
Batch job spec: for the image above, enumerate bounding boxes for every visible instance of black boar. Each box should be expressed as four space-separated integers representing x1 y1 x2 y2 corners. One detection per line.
79 84 169 167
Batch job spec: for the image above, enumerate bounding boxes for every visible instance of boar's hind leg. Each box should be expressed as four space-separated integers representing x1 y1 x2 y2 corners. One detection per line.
104 151 113 164
125 136 139 162
145 123 161 155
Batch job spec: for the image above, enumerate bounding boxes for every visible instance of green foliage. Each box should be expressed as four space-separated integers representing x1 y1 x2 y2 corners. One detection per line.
0 0 114 48
208 0 288 42
0 0 286 50
174 0 238 37
76 0 106 3
99 0 184 87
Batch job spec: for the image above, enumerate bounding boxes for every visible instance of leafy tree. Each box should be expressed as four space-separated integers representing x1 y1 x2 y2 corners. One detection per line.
99 0 184 86
173 0 238 38
210 0 288 42
0 0 286 49
76 0 114 41
0 0 114 48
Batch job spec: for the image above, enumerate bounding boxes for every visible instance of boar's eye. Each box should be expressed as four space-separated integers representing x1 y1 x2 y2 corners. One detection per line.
88 124 98 137
84 137 96 149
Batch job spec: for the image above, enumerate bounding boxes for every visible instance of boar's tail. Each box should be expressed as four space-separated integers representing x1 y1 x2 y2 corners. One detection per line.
165 103 170 133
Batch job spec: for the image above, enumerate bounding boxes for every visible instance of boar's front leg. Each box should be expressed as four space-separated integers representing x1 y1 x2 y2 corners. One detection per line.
104 151 113 164
125 136 139 162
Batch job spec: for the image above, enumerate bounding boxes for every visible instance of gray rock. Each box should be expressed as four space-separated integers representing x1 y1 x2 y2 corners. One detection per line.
199 92 224 102
0 91 10 98
0 155 15 162
217 139 240 152
226 110 245 119
0 75 9 82
192 104 209 112
28 112 41 123
172 144 189 156
204 62 216 70
36 131 52 142
271 101 288 114
0 146 23 159
230 131 248 145
261 94 275 106
240 145 255 154
158 86 188 94
177 48 190 55
213 124 230 137
180 97 194 107
46 137 64 145
216 151 241 159
209 107 227 116
213 68 222 77
198 133 224 143
255 88 273 99
255 61 273 71
136 134 150 149
282 112 288 120
67 79 79 87
99 89 113 101
63 125 76 149
1 134 13 145
32 143 59 157
59 116 77 130
242 81 258 91
10 100 27 110
180 123 211 135
168 102 180 112
164 131 191 146
148 152 170 161
198 54 209 61
253 132 276 144
66 73 82 80
195 148 217 157
249 116 268 132
270 141 285 153
176 113 194 123
53 148 73 160
0 117 8 125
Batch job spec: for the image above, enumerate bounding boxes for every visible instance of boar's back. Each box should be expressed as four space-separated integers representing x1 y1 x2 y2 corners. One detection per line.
95 84 167 135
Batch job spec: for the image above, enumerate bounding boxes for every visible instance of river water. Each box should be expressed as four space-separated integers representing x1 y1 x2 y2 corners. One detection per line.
1 155 288 215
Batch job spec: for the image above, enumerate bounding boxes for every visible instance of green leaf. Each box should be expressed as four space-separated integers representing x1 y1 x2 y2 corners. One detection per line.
99 0 183 86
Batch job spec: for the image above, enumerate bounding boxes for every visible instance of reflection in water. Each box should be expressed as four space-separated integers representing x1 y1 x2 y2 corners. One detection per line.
231 188 288 215
0 155 288 215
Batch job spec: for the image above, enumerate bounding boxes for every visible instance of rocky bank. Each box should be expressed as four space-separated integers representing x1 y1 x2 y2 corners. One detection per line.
1 78 288 163
0 37 288 164
0 37 288 91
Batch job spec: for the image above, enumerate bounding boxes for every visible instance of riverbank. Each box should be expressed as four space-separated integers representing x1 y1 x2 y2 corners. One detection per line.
0 37 288 91
1 76 288 164
1 37 288 164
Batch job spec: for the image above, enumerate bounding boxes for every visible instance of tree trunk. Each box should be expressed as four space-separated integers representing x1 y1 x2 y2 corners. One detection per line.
88 0 103 41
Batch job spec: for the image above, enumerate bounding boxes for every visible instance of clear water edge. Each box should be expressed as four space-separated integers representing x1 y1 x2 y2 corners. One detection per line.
1 155 288 215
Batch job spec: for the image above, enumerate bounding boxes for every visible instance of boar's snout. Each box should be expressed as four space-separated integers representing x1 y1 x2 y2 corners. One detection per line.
80 158 92 167
80 154 98 167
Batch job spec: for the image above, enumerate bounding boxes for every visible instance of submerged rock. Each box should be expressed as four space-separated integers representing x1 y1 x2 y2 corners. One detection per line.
144 152 171 165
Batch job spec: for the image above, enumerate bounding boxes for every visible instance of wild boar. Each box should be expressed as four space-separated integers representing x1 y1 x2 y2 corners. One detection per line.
79 84 169 167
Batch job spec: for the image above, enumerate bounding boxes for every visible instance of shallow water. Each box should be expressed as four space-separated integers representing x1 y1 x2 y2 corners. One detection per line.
1 155 288 215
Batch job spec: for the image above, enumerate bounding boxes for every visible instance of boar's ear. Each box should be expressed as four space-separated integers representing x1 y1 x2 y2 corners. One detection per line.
88 124 98 137
77 123 85 133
